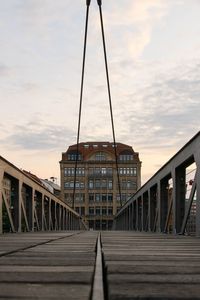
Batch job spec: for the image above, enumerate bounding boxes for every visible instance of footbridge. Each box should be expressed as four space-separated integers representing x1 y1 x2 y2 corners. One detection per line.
0 132 200 299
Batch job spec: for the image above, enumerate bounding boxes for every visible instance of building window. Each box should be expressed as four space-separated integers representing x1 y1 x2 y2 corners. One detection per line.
102 207 107 215
118 167 136 176
96 206 101 215
77 168 85 176
64 181 84 189
64 167 74 176
64 167 85 176
88 180 94 189
89 207 94 215
67 153 82 161
108 207 113 215
89 193 94 203
101 180 107 189
119 154 133 161
95 152 106 161
108 193 113 202
95 193 100 202
101 167 106 174
102 194 107 202
95 179 101 189
95 167 101 175
108 180 113 189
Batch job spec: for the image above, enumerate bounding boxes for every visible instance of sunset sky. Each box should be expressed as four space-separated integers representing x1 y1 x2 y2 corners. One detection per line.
0 0 200 184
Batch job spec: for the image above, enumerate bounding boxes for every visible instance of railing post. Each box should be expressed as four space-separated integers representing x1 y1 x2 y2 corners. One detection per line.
0 168 3 234
171 170 176 234
157 182 161 232
175 167 185 234
194 152 200 236
136 199 139 230
141 194 144 231
12 178 20 233
41 194 45 231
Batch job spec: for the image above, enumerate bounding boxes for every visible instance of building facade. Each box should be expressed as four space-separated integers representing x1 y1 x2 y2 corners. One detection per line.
60 142 141 230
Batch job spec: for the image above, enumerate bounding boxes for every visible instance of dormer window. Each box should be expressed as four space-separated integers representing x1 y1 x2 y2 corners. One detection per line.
67 152 82 161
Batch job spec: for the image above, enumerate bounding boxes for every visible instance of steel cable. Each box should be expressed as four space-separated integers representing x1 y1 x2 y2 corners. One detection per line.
72 1 91 209
97 0 122 207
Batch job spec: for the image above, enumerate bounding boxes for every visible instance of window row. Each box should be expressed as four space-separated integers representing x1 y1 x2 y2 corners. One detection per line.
88 206 113 216
64 192 132 203
119 180 137 190
88 167 112 176
64 181 85 189
64 167 85 176
88 179 113 189
67 153 82 161
64 193 85 202
118 167 137 176
119 154 133 161
89 193 113 203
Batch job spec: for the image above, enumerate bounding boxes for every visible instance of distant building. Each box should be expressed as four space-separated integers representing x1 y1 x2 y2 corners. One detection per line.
41 179 61 198
23 171 61 197
60 142 141 230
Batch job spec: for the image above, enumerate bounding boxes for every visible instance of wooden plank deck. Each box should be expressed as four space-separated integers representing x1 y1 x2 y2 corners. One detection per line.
101 232 200 300
0 231 98 299
0 231 200 299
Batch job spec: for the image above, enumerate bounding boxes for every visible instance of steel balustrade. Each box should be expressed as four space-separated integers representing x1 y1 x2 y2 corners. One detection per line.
0 156 87 234
113 131 200 236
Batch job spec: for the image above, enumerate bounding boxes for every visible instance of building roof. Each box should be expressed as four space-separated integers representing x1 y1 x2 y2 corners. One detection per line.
61 141 140 162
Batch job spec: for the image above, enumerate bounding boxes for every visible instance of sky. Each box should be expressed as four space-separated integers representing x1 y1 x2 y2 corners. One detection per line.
0 0 200 185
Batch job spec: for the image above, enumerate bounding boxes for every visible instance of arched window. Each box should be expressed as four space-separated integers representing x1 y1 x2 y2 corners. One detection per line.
95 152 106 161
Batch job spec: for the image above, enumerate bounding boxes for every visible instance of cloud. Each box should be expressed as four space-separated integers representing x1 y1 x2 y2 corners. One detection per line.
1 119 76 151
106 57 200 153
0 64 11 77
104 0 176 59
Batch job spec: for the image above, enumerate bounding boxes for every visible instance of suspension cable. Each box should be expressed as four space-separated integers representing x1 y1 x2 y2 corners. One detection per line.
97 0 122 207
72 0 91 209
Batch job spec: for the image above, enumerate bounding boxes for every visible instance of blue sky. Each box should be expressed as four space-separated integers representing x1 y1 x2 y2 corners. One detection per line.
0 0 200 184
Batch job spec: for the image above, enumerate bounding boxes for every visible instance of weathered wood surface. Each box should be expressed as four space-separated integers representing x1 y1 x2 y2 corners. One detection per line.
1 231 200 299
0 231 98 299
101 232 200 299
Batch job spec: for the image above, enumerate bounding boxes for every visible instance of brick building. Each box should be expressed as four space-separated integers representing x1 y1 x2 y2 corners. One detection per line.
60 142 141 230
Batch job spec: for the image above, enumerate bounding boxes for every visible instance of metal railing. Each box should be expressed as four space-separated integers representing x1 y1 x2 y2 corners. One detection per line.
113 131 200 236
0 156 87 234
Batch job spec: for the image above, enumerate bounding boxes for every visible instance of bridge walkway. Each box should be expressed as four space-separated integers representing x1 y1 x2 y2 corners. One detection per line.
0 231 200 299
